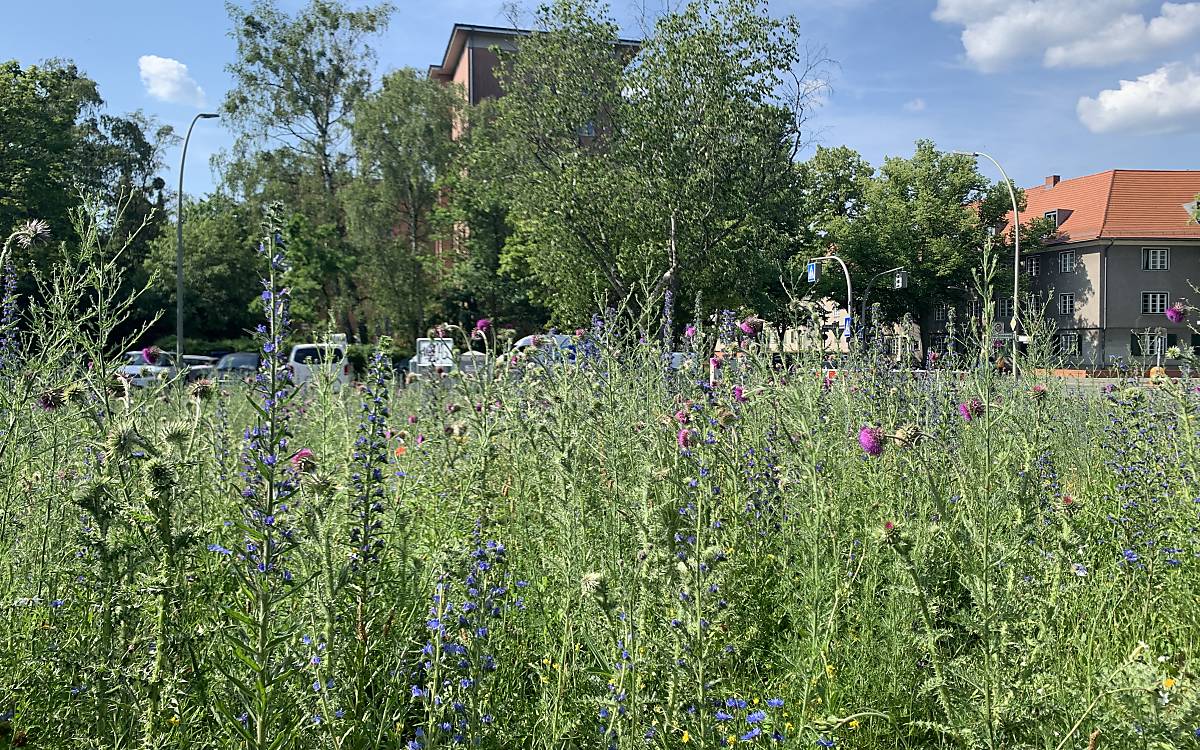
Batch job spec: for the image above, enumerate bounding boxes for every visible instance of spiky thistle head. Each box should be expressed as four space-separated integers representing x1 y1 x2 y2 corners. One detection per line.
158 419 193 450
105 421 145 459
142 457 177 492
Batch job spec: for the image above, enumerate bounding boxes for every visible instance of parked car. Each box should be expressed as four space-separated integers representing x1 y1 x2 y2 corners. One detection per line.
215 351 260 381
117 349 178 388
288 342 350 391
407 337 456 378
512 333 576 363
181 355 217 383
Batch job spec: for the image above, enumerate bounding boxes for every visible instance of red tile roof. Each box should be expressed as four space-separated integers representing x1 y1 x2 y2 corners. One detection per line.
1004 169 1200 245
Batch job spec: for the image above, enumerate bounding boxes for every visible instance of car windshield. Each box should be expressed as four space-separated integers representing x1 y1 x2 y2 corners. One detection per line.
217 353 258 370
126 351 172 367
293 346 343 365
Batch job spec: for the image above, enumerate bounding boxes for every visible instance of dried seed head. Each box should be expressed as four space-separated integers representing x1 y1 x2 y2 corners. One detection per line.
189 378 216 401
12 219 51 249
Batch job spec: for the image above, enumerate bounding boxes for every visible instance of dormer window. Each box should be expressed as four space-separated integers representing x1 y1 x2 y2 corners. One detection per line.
1044 210 1060 227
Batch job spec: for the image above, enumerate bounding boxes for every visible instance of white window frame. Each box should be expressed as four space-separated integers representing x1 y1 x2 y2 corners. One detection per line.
995 298 1013 321
1141 291 1168 315
1044 210 1059 227
1026 256 1041 277
1142 247 1169 271
1058 293 1075 316
934 304 947 322
1058 332 1080 355
1059 250 1076 273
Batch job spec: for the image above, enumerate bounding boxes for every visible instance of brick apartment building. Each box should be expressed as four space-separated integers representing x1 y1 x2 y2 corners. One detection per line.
928 170 1200 366
429 22 641 110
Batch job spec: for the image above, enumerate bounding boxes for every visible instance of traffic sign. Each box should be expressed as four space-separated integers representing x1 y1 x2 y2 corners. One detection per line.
807 261 820 284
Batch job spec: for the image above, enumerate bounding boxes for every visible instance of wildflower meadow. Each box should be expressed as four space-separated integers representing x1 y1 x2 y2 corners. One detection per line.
1 214 1199 750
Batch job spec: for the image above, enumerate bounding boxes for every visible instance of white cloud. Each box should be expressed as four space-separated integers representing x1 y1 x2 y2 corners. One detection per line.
1077 61 1200 133
138 55 207 107
903 98 926 112
1046 3 1200 67
932 1 1200 71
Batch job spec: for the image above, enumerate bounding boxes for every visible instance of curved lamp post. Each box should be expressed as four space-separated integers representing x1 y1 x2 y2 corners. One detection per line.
176 112 220 365
954 150 1020 379
807 254 854 345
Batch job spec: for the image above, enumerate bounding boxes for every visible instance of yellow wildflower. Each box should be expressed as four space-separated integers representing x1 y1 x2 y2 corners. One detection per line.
681 730 690 743
849 719 860 730
1164 678 1177 690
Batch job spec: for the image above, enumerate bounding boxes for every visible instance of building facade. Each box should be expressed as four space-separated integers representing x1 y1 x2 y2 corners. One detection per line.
922 170 1200 367
1017 170 1200 367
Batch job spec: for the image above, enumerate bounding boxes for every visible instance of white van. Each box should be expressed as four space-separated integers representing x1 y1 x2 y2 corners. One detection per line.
288 339 351 391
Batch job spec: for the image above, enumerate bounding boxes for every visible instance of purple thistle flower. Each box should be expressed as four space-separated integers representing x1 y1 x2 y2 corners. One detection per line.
1165 302 1186 324
958 398 984 422
858 426 884 457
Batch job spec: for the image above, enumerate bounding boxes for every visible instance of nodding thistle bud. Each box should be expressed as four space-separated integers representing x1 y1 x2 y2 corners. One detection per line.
159 419 193 450
105 422 146 459
1029 384 1048 402
880 520 913 557
142 457 178 492
189 377 216 401
35 387 67 411
892 424 921 447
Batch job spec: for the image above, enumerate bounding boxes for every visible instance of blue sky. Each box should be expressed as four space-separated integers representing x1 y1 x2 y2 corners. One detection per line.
3 0 1197 196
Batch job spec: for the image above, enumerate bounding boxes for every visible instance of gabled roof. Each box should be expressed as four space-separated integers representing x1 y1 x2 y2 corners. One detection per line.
1006 169 1200 245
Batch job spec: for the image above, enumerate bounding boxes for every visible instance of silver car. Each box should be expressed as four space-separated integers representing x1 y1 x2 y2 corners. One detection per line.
117 350 178 388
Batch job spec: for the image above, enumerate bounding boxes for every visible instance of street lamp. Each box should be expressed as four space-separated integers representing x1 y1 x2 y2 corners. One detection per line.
953 150 1020 379
806 254 854 342
176 112 219 365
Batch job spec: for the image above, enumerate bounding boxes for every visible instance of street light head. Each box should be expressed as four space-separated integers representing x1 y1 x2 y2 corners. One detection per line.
950 150 978 157
199 112 220 119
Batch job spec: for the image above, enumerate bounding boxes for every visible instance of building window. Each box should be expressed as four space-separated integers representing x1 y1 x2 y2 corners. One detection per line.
1059 250 1076 273
1142 247 1169 271
995 298 1013 321
1044 210 1059 226
967 300 982 321
1057 332 1080 355
1141 291 1168 315
1131 332 1178 357
1026 256 1041 277
934 304 948 322
1058 293 1075 316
